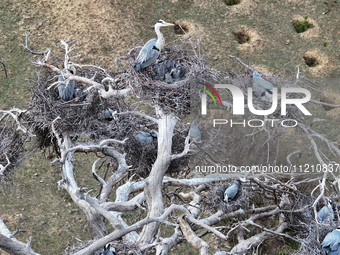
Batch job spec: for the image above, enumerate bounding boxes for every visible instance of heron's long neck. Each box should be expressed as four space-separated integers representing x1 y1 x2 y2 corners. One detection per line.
155 26 165 50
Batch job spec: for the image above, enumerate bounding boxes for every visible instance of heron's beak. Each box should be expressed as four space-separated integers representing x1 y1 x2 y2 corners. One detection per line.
165 22 175 26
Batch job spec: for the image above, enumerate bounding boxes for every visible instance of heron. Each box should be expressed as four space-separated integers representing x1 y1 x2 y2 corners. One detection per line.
318 200 334 224
224 181 240 202
164 72 173 84
104 108 116 121
155 59 185 83
155 60 169 80
74 88 85 102
57 68 75 101
134 131 157 145
164 59 176 70
252 71 274 102
133 20 175 71
171 65 185 81
189 120 201 143
100 244 117 255
322 226 340 255
155 59 176 80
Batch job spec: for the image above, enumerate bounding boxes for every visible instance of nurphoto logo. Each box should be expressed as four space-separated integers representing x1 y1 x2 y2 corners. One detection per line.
199 83 312 128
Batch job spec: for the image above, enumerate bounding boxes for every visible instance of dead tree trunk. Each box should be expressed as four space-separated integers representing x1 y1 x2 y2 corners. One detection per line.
59 136 107 240
138 113 178 244
0 234 39 255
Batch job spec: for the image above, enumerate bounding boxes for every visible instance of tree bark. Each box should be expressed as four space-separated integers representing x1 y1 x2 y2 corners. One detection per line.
0 234 39 255
138 114 177 244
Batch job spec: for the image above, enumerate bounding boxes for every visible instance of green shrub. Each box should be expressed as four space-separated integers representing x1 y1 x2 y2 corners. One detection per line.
293 16 314 33
323 42 328 47
226 0 241 5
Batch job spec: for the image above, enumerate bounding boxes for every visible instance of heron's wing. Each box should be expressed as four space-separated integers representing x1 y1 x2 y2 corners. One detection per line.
253 77 273 90
135 39 160 68
134 131 153 145
253 71 261 78
252 70 273 100
58 79 75 101
155 62 168 80
318 206 334 223
224 182 239 200
67 80 75 90
317 206 327 222
329 232 340 251
322 232 333 247
322 231 340 250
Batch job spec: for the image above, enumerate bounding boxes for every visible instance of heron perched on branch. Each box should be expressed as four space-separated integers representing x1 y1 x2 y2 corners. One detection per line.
322 226 340 255
317 200 334 224
224 181 240 202
58 68 75 101
133 20 175 71
252 71 274 102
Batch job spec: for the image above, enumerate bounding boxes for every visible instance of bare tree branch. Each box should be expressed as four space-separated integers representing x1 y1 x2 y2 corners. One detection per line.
0 60 8 78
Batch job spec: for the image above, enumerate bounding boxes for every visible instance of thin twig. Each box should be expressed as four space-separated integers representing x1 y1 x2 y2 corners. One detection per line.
0 60 8 78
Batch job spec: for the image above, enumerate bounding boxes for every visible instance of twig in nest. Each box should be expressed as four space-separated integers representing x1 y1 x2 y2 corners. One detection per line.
115 46 142 72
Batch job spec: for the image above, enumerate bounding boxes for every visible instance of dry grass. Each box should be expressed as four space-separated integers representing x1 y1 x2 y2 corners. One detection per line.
1 0 340 253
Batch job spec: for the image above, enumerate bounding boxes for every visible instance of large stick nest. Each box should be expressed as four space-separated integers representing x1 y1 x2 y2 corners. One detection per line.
24 68 125 146
23 38 316 181
0 123 27 189
117 39 224 117
24 40 218 176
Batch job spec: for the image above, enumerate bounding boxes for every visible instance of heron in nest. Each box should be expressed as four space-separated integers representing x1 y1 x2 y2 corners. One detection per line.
133 20 175 71
134 131 157 145
155 59 185 83
252 71 275 102
58 67 76 101
318 200 334 224
224 181 240 202
100 244 116 255
104 108 117 121
322 226 340 255
189 120 201 143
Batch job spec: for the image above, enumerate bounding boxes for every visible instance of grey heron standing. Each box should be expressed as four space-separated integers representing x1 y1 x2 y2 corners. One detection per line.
57 68 75 101
224 181 240 202
317 200 334 224
252 71 274 102
133 20 175 71
322 226 340 255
